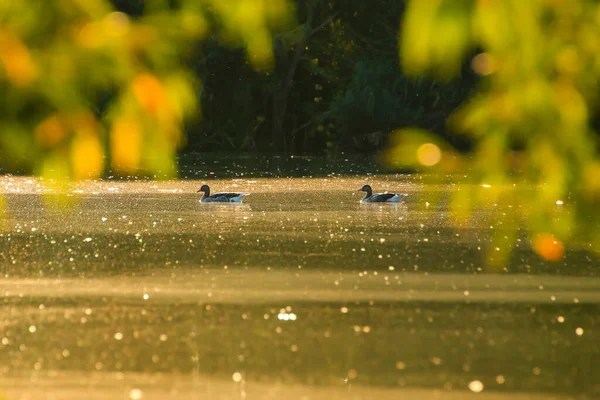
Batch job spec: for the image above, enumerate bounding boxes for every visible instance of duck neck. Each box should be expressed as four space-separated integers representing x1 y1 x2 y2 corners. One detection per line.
363 189 372 200
202 187 210 198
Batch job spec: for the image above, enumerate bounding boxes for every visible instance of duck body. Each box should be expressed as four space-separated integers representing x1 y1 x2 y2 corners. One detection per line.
358 184 407 203
197 184 249 203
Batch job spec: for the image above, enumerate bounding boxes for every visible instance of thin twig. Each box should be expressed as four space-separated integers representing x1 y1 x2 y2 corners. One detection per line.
310 11 340 36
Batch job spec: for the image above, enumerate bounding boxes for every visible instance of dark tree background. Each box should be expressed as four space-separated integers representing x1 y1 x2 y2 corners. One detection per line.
113 0 478 155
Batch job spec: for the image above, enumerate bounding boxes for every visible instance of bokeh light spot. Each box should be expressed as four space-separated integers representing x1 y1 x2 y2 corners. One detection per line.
468 380 484 393
417 143 442 166
533 233 565 262
232 372 242 382
471 52 496 76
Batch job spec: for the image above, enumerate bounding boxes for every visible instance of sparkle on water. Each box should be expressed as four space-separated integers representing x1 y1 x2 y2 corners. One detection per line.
129 388 143 400
468 380 484 393
0 172 598 399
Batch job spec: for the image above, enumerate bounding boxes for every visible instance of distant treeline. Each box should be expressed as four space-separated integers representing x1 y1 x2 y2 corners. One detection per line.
113 0 479 155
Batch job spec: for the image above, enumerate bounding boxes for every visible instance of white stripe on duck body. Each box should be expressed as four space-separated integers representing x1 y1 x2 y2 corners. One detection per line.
197 184 249 203
358 184 408 203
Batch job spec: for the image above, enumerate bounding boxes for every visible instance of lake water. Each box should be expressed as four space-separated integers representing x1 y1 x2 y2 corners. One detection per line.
0 173 598 399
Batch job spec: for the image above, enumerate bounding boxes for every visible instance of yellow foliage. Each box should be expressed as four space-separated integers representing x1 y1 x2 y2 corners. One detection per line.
71 132 104 180
555 46 581 75
401 0 471 79
0 31 37 87
582 162 600 198
35 115 67 148
102 12 130 38
71 112 101 136
77 22 105 49
110 118 141 174
384 128 462 175
247 30 275 70
393 0 600 262
0 0 291 182
181 13 208 39
449 185 472 226
40 150 71 181
264 0 290 25
163 74 199 124
552 80 587 128
132 73 166 117
206 0 292 69
400 0 440 76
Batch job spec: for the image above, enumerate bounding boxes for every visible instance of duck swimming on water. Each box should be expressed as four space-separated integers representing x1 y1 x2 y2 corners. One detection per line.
358 184 407 203
197 184 249 203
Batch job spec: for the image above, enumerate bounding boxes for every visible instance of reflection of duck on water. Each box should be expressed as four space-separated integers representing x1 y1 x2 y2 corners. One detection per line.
197 184 250 203
358 184 407 203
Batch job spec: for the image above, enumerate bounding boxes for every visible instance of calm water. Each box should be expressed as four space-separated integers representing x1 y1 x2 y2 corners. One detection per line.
0 175 598 399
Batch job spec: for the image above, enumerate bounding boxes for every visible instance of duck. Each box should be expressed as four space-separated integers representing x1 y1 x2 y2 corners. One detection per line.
197 184 249 203
358 184 407 203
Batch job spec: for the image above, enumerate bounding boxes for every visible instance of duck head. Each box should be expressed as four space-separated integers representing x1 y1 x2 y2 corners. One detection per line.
358 184 372 195
197 184 210 195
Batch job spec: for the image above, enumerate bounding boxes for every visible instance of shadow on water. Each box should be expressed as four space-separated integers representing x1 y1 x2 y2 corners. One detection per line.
176 152 396 180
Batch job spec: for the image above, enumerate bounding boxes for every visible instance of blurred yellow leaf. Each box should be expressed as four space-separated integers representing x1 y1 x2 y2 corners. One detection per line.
400 0 440 76
71 132 104 180
182 12 208 39
556 46 582 75
472 0 513 53
401 0 472 79
0 193 8 228
264 0 292 27
247 30 275 70
35 115 67 148
132 73 166 117
40 150 70 180
582 161 600 198
486 227 517 271
144 129 177 178
0 31 37 87
450 185 472 225
552 80 588 129
102 12 130 38
474 132 506 176
429 2 472 78
163 74 199 123
77 22 105 49
384 128 447 169
111 118 141 174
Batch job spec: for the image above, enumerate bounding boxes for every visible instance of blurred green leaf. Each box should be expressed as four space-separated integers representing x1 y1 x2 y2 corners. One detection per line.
394 0 600 263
